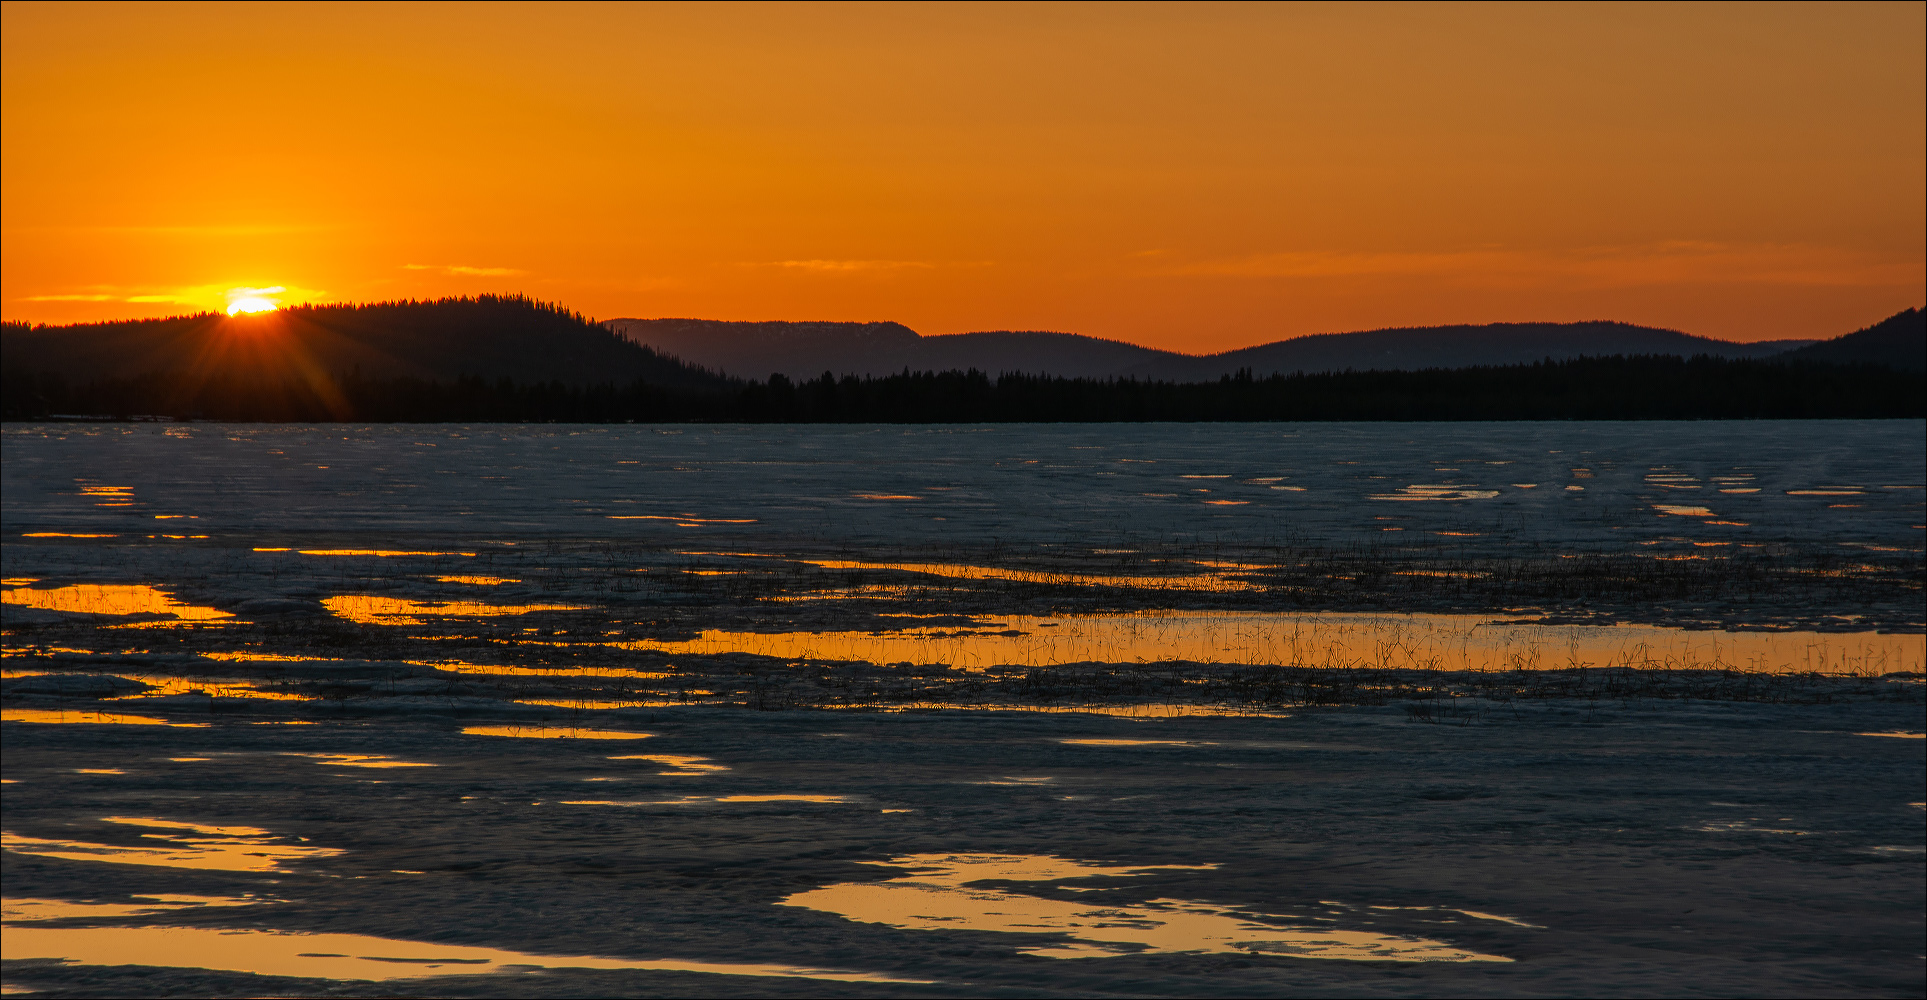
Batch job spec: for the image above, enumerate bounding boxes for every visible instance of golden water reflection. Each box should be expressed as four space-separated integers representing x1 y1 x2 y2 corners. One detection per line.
461 725 652 740
800 560 1263 593
325 596 587 626
102 676 318 702
1 668 314 703
422 661 672 680
781 854 1512 962
609 612 1924 676
513 697 688 710
3 893 270 921
607 754 729 775
1 584 232 621
285 753 437 769
1 708 209 727
0 817 343 873
0 900 922 984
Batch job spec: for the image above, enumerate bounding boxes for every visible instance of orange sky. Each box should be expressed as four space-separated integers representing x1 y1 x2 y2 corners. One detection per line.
3 2 1921 351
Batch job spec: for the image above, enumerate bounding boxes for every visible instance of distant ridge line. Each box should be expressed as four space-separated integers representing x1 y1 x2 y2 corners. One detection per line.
606 316 1850 382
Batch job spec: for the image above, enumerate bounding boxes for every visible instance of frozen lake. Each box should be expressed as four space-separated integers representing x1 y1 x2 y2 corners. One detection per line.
3 420 1922 552
3 420 1923 997
2 700 1922 997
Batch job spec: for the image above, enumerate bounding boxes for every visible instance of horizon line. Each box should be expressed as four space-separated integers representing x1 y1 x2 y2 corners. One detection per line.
8 296 1918 358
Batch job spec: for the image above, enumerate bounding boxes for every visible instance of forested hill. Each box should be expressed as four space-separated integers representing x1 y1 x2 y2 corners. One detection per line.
3 299 1919 422
608 316 1822 381
3 296 725 390
606 318 1177 380
1146 321 1814 381
1778 307 1925 371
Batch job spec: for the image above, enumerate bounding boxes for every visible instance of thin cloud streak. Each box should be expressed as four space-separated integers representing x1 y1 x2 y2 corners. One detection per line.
402 264 525 277
776 260 937 272
18 284 327 311
1 224 330 236
756 260 993 273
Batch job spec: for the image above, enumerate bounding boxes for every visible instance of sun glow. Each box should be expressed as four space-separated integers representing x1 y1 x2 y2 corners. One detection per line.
224 285 284 316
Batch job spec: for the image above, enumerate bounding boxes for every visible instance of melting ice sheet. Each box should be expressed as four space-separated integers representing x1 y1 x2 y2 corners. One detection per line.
1 817 342 873
0 899 923 985
781 854 1515 962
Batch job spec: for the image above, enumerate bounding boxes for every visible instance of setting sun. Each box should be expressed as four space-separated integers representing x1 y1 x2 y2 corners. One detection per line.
0 6 1920 996
224 286 283 316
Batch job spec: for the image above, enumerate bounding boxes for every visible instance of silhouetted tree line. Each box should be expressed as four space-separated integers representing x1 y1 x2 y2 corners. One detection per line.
1 295 721 392
3 354 1919 422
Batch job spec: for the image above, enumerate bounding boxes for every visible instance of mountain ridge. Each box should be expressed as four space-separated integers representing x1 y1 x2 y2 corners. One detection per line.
607 316 1837 382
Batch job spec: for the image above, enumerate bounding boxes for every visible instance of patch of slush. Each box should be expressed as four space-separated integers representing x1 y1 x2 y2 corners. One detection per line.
1693 819 1812 835
0 899 925 985
781 853 1515 962
0 817 343 873
1370 485 1501 501
1369 905 1546 929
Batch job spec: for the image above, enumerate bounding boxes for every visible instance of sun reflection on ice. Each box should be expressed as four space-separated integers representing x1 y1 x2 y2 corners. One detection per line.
0 898 921 984
0 583 232 621
781 854 1515 962
0 817 342 873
